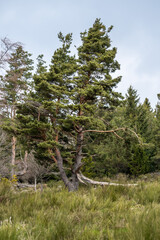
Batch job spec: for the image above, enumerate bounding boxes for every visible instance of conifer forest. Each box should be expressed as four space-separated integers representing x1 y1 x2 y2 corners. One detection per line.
1 19 160 239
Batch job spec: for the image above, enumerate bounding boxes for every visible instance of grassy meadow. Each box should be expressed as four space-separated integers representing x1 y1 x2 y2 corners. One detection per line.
1 176 160 239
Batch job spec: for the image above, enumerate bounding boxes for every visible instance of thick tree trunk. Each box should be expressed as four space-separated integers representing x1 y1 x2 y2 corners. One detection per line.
11 136 16 178
55 147 76 191
71 127 84 190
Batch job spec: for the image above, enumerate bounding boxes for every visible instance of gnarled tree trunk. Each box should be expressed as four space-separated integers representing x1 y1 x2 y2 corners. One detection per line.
55 127 84 192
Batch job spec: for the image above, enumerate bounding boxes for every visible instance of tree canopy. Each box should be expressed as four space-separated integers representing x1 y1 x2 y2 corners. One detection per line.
0 19 160 191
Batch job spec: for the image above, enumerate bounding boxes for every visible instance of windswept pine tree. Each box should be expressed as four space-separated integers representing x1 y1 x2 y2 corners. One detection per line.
17 32 77 185
17 19 124 191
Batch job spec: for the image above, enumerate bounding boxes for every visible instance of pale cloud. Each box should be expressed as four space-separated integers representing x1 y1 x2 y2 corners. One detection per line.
116 46 160 107
1 0 160 109
1 9 17 24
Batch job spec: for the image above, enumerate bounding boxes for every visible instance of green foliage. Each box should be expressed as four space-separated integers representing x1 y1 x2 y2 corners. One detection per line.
1 46 33 108
17 19 122 183
125 85 140 125
1 20 160 184
83 86 157 177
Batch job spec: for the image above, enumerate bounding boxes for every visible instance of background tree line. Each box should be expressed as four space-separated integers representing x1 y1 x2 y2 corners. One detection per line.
0 19 160 190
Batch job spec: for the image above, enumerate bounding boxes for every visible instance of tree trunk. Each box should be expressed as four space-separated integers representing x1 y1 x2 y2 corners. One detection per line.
55 147 76 191
55 127 84 191
11 136 16 178
71 127 84 190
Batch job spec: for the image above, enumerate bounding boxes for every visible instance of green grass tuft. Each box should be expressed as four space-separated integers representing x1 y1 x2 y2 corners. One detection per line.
1 178 160 239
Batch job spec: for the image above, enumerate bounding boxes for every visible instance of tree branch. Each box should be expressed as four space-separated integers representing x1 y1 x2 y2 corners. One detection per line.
77 172 138 186
83 127 142 143
83 127 126 134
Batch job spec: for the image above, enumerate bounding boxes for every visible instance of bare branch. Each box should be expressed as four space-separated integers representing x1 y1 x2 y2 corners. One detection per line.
126 128 142 144
0 37 21 69
83 128 126 134
16 151 28 176
113 131 124 140
83 127 142 143
77 172 138 186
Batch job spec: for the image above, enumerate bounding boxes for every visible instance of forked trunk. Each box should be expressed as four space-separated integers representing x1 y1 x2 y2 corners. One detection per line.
55 126 83 191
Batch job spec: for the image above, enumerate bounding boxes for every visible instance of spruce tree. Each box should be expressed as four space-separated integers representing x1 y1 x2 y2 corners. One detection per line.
153 94 160 169
125 85 140 130
124 89 155 175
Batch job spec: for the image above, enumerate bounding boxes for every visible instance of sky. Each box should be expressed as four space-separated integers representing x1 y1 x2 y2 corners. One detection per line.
1 0 160 108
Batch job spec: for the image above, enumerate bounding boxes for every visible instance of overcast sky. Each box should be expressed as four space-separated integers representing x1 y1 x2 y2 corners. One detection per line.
1 0 160 108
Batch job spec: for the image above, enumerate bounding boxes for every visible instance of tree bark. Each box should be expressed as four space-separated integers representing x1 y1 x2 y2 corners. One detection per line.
11 136 16 178
55 147 76 191
77 172 138 186
72 128 84 190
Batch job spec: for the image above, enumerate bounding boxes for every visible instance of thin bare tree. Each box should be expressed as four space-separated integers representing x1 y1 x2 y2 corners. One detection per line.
0 37 21 70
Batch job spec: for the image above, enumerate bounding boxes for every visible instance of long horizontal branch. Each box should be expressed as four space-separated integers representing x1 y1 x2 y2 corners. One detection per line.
77 172 138 186
83 127 126 134
83 127 142 143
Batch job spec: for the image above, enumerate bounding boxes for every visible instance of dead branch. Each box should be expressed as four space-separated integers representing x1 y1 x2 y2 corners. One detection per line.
113 131 124 139
77 172 138 186
17 183 37 188
0 37 21 69
83 127 142 143
83 127 125 134
16 151 28 176
126 128 142 144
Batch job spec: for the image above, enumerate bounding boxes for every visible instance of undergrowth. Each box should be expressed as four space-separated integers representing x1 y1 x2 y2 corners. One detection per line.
1 177 160 239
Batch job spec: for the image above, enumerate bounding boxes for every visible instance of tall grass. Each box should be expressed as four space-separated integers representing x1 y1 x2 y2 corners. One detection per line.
1 178 160 239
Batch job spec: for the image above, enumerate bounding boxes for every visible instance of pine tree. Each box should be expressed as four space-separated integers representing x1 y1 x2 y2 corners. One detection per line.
36 54 47 75
17 32 77 186
18 19 122 191
1 45 33 177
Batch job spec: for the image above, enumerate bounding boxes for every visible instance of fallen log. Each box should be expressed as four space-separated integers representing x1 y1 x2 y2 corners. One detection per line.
17 183 35 188
77 172 138 186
